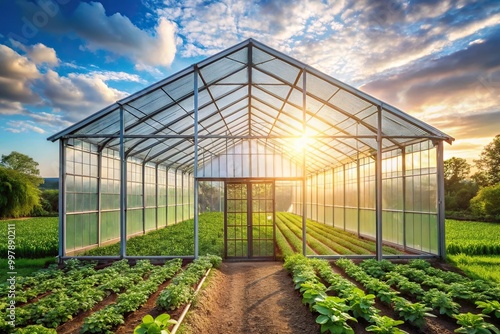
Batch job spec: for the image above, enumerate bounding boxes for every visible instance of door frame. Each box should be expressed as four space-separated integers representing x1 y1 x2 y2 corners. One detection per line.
224 179 276 260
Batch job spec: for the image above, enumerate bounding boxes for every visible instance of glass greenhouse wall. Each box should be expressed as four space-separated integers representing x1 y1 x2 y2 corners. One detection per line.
291 140 439 255
49 39 452 260
63 140 194 256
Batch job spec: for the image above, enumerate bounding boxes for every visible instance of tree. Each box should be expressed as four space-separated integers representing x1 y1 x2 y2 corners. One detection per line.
1 151 40 176
444 157 471 193
0 152 45 218
0 167 40 218
473 135 500 187
470 183 500 219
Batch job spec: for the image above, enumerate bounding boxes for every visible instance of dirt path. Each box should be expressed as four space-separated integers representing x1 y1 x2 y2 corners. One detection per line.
183 261 320 334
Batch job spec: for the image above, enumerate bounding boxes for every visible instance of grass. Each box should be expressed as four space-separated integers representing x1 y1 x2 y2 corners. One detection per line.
0 217 58 258
0 257 57 282
446 219 500 282
447 254 500 283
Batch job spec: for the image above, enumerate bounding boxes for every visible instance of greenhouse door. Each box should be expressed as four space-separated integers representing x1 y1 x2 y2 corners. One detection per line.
224 181 275 260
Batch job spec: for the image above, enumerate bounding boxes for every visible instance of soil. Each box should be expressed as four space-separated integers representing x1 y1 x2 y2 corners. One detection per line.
181 260 462 334
180 261 320 334
54 258 476 334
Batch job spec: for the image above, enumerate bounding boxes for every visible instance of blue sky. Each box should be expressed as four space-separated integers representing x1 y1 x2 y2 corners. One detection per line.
0 0 499 176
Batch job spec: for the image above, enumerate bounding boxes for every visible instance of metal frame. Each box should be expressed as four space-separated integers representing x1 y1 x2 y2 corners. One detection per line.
48 39 453 261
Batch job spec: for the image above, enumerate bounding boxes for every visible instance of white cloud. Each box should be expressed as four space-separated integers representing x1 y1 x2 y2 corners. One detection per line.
0 100 26 115
0 44 40 103
70 2 177 69
10 40 59 66
5 120 45 134
37 69 128 122
85 70 144 83
27 43 59 66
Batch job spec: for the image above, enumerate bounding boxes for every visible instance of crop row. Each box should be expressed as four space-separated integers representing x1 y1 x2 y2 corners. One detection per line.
359 259 500 303
447 242 500 256
0 217 58 258
284 254 408 333
276 212 403 256
1 260 154 332
277 214 333 255
84 212 224 256
279 213 361 255
275 215 316 255
6 255 222 334
336 258 500 333
80 258 182 333
0 259 107 304
156 255 221 311
446 219 500 256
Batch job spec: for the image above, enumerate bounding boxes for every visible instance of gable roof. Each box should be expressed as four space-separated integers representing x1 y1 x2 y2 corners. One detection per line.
48 38 453 173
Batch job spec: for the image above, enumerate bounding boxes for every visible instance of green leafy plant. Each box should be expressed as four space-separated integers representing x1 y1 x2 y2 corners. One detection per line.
81 306 124 333
313 295 356 334
453 312 500 334
156 283 194 310
345 288 378 321
366 314 407 334
422 288 460 317
13 325 58 333
299 281 327 308
393 297 435 329
476 301 500 319
134 314 177 334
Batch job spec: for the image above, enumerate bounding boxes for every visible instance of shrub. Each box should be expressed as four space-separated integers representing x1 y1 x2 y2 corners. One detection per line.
470 183 500 219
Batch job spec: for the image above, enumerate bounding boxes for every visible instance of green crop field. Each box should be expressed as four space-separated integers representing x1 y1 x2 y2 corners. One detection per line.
3 214 500 283
0 217 58 258
446 219 500 283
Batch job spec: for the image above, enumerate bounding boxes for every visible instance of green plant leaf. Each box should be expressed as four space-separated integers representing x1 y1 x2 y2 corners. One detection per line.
142 314 154 325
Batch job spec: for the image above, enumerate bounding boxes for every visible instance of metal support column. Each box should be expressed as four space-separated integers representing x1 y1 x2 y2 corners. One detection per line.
97 151 102 246
174 168 178 223
356 149 361 237
436 141 446 259
375 106 383 261
58 139 66 262
401 148 407 250
193 67 200 259
142 162 146 234
155 164 159 230
248 43 253 178
301 69 307 256
119 105 127 258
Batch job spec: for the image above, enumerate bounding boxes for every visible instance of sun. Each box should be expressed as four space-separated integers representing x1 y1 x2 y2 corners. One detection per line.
294 134 313 152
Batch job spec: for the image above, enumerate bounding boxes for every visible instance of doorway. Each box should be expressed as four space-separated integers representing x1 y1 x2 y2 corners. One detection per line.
224 181 275 259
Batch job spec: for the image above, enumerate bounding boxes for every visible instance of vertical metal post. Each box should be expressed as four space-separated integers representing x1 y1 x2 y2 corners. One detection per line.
402 148 407 250
155 164 159 230
181 171 184 222
376 106 383 261
436 141 446 259
142 162 146 234
174 168 178 223
343 164 346 230
248 43 253 178
166 168 169 226
58 139 66 262
97 151 102 246
119 105 127 258
357 151 361 237
301 69 307 256
193 67 200 259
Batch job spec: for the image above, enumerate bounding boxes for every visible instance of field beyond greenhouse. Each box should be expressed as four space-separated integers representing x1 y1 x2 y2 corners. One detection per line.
1 214 499 333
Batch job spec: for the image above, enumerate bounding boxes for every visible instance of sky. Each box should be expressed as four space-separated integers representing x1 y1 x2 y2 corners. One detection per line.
0 0 499 177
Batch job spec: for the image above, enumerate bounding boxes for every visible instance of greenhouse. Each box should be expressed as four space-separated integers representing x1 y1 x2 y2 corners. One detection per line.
48 39 453 261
